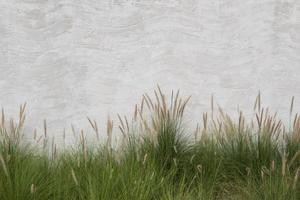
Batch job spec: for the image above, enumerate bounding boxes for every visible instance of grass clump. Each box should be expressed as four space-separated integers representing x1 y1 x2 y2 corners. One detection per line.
0 87 299 200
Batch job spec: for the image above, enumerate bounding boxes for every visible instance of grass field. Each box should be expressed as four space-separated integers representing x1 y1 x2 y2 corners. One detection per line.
0 88 299 200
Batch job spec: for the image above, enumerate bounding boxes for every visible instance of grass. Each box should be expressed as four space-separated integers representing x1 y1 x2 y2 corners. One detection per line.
0 87 299 200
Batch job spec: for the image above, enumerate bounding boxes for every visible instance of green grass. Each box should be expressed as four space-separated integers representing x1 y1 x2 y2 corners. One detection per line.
0 88 299 200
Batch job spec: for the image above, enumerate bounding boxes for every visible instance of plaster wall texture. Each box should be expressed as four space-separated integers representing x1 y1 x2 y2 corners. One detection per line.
0 0 300 143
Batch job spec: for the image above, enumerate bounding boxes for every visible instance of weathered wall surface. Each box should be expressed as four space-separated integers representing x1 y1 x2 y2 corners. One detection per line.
1 0 300 141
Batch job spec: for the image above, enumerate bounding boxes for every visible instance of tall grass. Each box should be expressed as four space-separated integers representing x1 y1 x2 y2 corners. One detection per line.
0 87 299 200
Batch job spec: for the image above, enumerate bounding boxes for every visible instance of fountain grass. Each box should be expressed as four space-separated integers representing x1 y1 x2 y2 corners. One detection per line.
0 87 299 200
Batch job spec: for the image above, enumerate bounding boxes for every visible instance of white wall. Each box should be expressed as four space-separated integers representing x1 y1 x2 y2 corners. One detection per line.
1 0 300 142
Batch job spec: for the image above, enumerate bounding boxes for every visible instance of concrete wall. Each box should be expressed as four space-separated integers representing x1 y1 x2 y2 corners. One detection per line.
1 0 300 141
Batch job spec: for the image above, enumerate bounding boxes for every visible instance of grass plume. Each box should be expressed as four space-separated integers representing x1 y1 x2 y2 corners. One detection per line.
0 87 299 199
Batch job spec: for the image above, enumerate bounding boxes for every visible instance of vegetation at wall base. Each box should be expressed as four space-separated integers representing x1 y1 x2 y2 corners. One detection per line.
0 88 299 200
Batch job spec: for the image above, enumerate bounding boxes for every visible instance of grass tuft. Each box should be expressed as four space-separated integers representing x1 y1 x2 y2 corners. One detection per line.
0 87 299 199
